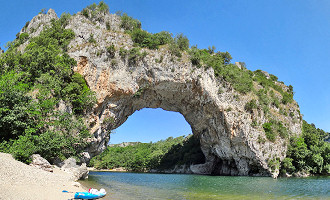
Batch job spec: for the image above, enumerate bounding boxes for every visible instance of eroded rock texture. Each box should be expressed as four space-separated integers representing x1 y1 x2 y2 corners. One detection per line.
21 9 302 178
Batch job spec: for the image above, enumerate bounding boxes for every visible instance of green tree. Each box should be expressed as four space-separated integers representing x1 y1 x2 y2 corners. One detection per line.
0 72 33 140
120 13 141 31
218 51 232 64
153 31 172 45
175 33 189 51
0 14 95 164
9 133 37 163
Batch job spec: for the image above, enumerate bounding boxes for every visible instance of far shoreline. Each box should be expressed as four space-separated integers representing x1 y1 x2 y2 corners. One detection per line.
87 167 330 178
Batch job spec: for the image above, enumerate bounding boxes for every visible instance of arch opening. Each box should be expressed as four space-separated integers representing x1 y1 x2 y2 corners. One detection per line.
109 108 192 144
93 108 207 172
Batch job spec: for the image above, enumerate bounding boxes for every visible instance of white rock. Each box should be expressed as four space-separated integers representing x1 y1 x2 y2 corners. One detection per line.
29 154 53 173
18 9 302 178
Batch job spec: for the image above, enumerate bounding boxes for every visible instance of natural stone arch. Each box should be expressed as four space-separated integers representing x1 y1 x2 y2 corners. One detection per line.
73 54 273 177
62 11 301 178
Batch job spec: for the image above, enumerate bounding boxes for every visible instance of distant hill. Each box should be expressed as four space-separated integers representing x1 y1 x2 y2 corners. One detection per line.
89 135 205 172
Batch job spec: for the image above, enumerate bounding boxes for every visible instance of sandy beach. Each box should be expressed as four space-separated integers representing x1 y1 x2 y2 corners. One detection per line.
0 153 87 200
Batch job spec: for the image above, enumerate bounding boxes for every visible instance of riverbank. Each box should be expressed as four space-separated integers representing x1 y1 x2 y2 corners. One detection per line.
88 167 127 172
0 153 86 200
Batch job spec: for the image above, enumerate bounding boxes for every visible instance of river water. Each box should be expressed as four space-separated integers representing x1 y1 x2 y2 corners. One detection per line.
80 171 330 200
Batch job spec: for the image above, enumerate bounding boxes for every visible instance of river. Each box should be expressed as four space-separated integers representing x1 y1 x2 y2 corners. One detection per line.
80 171 330 199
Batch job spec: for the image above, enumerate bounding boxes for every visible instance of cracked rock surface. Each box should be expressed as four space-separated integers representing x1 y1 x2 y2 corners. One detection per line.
20 9 302 178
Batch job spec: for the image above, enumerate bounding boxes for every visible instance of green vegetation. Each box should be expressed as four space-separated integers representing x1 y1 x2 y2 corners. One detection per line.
0 15 95 163
119 47 128 58
81 1 109 20
133 84 148 98
253 70 293 104
117 9 295 112
262 120 289 142
88 34 96 43
120 13 141 31
106 21 111 30
118 12 189 55
89 135 205 171
130 29 159 49
119 47 147 64
155 55 164 63
263 123 275 142
188 46 252 93
280 120 330 175
174 33 189 51
106 44 115 58
268 158 280 173
1 2 326 179
39 8 47 15
129 23 186 51
245 99 258 112
128 48 147 64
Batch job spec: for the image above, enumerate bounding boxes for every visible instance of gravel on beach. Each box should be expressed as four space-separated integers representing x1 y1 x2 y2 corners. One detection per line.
0 153 86 200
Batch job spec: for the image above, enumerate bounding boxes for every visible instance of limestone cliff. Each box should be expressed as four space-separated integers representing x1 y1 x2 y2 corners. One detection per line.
19 8 302 178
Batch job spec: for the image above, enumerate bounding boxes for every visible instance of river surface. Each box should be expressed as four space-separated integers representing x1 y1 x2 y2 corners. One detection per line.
80 171 330 200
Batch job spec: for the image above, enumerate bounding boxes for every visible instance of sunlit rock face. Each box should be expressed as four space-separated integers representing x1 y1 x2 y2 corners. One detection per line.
23 9 302 178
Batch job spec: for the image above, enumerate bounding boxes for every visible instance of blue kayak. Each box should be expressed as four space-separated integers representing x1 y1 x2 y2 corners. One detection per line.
74 191 106 199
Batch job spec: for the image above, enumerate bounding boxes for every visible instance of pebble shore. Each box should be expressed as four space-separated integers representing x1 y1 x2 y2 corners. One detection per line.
0 153 86 200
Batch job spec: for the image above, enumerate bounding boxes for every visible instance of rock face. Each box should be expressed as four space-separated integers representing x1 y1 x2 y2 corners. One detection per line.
17 9 58 52
29 154 53 172
20 9 302 178
59 158 89 181
19 9 58 38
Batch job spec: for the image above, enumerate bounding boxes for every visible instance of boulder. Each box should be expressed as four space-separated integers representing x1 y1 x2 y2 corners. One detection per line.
62 157 78 168
29 154 53 172
293 171 310 178
60 157 89 181
190 162 214 174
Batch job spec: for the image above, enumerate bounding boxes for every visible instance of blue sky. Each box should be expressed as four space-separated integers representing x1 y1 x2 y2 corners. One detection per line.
0 0 329 143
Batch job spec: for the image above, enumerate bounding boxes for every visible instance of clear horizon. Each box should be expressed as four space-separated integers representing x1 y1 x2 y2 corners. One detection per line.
1 0 329 143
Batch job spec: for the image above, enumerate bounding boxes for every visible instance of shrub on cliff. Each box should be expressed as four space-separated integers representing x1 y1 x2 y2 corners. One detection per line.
154 31 172 45
130 27 173 50
263 123 275 142
174 33 189 51
106 44 115 58
169 41 182 57
253 70 293 105
245 99 258 112
131 29 158 49
217 64 252 94
121 13 188 52
81 1 109 19
188 46 253 94
120 13 141 31
17 32 29 46
262 120 289 142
